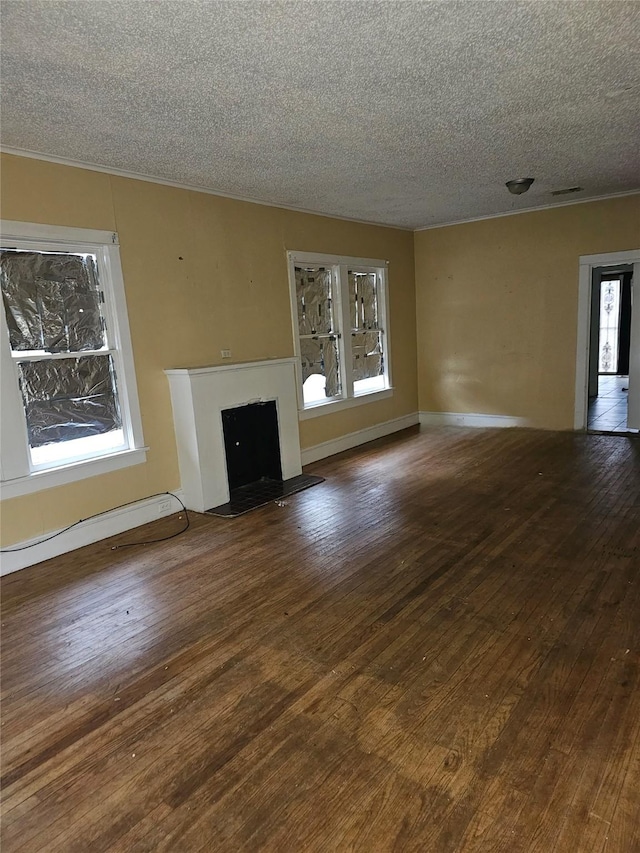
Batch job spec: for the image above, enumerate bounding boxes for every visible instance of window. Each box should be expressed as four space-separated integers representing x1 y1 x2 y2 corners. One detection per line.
1 222 145 498
287 252 391 416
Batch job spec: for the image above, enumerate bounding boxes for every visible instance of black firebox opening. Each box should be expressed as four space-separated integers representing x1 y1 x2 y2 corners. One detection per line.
222 401 283 491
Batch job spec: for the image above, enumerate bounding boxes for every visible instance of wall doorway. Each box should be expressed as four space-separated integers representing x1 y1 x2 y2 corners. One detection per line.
586 267 633 432
574 250 640 433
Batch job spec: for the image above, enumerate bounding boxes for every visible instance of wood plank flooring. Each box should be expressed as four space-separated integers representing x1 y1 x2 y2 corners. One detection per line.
1 426 639 852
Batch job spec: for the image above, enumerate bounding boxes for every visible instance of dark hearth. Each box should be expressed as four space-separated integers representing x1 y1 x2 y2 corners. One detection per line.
206 473 324 518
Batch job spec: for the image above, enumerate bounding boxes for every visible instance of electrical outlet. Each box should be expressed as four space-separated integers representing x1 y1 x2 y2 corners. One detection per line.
158 499 172 514
221 349 231 359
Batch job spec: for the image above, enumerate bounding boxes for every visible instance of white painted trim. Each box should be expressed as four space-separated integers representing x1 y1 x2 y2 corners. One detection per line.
0 490 185 575
286 251 392 416
298 388 393 420
574 263 593 430
301 412 418 465
577 249 640 266
287 254 307 411
0 147 411 232
627 262 640 430
1 220 118 246
164 357 297 376
287 251 388 268
0 448 147 500
414 190 640 232
0 301 30 481
575 249 640 430
338 264 353 399
0 221 146 489
418 411 528 428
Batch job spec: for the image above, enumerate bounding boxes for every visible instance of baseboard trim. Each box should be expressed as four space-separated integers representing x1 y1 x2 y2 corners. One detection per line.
419 411 528 428
0 490 185 576
301 412 419 465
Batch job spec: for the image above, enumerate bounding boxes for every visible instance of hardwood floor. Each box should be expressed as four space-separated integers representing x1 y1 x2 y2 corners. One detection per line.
1 426 639 852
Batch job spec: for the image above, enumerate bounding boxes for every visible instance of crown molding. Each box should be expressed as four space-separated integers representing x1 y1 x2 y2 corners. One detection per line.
0 146 411 232
414 189 640 231
3 146 637 234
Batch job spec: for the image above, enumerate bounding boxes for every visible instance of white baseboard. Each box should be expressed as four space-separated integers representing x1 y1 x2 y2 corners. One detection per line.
419 411 528 428
0 490 185 576
301 412 419 465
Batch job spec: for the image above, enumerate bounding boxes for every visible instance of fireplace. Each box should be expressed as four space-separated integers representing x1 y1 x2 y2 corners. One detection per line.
222 401 283 490
165 358 304 512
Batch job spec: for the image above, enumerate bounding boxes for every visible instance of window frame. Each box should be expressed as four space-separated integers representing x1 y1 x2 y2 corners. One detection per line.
287 251 392 419
0 221 146 499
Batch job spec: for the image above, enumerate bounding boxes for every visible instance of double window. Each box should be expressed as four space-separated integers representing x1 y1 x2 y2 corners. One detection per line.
287 252 391 415
1 222 145 498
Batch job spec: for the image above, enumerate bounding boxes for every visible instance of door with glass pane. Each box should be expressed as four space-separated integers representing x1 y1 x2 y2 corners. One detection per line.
598 277 623 374
586 266 637 433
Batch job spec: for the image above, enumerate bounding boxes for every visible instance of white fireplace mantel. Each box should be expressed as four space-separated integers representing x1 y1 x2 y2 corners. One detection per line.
165 358 302 512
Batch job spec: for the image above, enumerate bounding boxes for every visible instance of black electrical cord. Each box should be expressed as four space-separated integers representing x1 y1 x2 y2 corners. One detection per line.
111 493 190 549
0 491 189 553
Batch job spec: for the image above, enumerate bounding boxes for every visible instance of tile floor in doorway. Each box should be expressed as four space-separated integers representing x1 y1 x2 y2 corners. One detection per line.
587 374 635 433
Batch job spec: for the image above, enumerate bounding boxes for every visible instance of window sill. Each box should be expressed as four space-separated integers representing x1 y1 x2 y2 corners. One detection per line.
298 388 393 420
0 447 147 500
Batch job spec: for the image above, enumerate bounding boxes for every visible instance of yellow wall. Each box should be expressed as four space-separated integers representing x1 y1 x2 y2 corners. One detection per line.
414 196 640 430
0 153 418 545
3 150 638 549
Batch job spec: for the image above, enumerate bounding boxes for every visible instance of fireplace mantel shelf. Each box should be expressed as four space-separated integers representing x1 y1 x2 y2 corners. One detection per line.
165 357 297 377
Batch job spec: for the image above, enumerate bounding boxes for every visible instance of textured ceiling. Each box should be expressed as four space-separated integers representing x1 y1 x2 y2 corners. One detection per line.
1 1 639 229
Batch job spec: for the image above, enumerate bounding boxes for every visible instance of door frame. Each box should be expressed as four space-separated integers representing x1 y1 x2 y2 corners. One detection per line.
574 249 640 430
